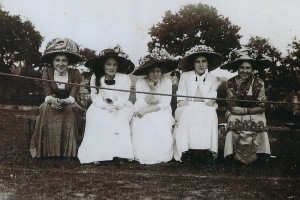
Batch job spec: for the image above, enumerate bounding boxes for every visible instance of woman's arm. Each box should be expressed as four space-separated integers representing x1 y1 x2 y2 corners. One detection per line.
176 73 189 107
204 75 218 106
113 74 131 109
156 78 172 110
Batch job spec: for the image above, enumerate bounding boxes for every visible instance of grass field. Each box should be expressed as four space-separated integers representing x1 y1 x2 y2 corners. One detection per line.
0 108 299 199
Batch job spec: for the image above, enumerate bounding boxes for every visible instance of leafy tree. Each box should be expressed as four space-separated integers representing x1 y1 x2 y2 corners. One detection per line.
283 38 300 94
148 3 241 57
80 48 97 62
246 36 300 102
0 7 43 71
0 6 43 104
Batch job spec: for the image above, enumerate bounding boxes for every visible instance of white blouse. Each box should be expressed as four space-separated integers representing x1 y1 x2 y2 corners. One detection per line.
134 77 172 111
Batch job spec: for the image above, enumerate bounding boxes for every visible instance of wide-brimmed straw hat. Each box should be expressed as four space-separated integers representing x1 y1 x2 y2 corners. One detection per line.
41 38 82 64
133 48 178 76
220 47 273 71
179 45 224 72
85 45 134 74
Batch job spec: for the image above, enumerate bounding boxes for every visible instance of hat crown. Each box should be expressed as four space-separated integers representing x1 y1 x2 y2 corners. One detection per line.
227 47 258 62
99 44 129 60
184 45 216 57
44 38 80 56
138 47 177 66
221 47 273 71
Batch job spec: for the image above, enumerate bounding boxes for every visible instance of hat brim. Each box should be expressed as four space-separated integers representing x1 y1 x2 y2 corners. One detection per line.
179 52 223 72
220 59 273 71
132 60 178 76
41 52 82 65
85 55 135 74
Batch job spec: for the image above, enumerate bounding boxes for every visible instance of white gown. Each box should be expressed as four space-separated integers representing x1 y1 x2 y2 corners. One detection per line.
131 77 174 164
173 70 219 161
78 73 134 164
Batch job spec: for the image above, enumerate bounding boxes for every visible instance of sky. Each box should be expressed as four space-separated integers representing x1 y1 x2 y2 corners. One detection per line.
2 0 300 77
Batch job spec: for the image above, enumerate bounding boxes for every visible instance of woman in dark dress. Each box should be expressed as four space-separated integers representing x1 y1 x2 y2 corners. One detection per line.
30 38 85 158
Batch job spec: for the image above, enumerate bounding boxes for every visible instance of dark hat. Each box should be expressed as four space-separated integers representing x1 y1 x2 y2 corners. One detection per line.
133 48 178 76
41 38 82 64
85 45 134 74
220 47 273 71
179 45 223 72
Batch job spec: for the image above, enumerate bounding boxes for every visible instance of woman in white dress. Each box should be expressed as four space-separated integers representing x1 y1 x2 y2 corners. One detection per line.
78 45 135 164
131 48 177 164
173 45 223 163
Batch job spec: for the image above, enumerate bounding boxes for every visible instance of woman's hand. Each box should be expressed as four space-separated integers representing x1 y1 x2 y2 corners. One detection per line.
134 107 149 118
177 100 189 107
51 98 64 110
148 80 158 91
205 100 215 107
105 98 118 112
230 106 246 115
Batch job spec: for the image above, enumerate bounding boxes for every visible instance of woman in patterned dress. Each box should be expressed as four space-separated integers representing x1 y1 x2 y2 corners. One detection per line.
220 47 272 164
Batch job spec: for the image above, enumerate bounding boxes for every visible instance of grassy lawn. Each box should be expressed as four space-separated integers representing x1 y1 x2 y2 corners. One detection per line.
0 108 299 199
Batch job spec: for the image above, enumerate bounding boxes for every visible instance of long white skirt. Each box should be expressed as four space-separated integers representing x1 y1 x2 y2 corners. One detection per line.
131 109 174 164
78 103 134 164
173 102 218 161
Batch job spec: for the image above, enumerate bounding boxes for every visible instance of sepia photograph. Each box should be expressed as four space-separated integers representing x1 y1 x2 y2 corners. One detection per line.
0 0 299 199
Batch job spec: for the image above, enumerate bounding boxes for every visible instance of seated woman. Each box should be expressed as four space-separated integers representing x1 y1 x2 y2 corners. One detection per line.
78 45 135 164
220 47 272 165
131 48 177 164
173 45 223 163
30 38 85 158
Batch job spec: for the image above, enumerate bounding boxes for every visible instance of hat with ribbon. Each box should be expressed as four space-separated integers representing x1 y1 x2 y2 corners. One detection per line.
220 47 273 71
41 38 82 64
179 45 223 72
85 45 134 74
133 47 178 76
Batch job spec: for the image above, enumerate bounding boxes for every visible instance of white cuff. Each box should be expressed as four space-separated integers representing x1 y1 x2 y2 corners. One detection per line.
45 95 54 104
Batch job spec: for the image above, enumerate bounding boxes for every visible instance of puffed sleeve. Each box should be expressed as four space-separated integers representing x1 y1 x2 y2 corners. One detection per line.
157 78 172 110
176 73 188 101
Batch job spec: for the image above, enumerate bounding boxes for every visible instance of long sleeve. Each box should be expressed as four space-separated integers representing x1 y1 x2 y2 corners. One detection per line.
113 74 131 108
176 73 188 101
157 78 172 110
202 75 218 103
134 78 148 110
42 68 53 97
68 70 81 99
90 74 103 103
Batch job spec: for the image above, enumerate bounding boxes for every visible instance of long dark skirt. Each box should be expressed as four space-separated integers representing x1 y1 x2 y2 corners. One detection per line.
30 102 85 158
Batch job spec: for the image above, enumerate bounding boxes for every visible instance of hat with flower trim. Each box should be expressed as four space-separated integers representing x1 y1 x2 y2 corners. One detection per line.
41 38 82 64
220 47 273 71
179 45 224 72
85 45 135 74
133 47 178 76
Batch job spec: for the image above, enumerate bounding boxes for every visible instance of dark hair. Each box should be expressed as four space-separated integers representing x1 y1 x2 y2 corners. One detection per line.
93 56 118 94
187 54 209 69
147 64 166 75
